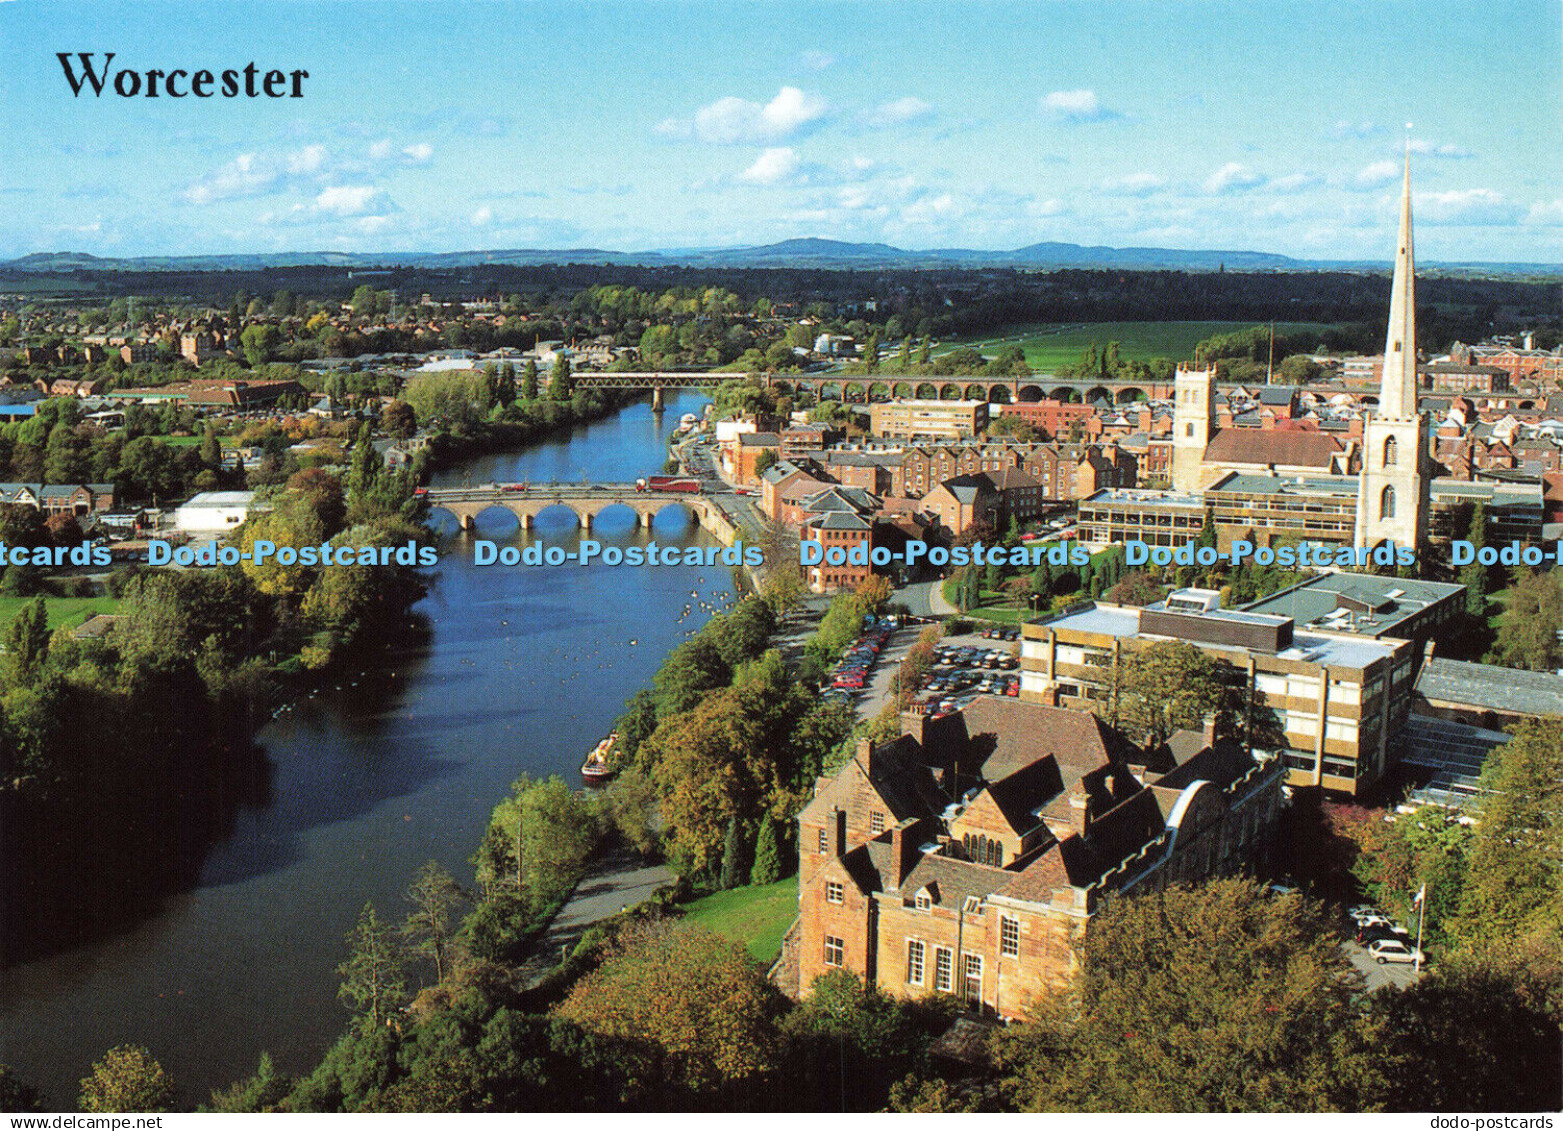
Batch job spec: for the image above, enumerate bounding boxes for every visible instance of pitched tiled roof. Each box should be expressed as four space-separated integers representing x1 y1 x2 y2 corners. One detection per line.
1203 428 1343 469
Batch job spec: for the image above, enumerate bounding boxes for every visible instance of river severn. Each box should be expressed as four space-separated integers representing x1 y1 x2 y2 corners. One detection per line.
0 391 723 1106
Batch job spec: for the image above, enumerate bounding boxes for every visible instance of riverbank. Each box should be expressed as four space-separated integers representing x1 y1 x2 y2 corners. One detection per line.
0 391 729 1107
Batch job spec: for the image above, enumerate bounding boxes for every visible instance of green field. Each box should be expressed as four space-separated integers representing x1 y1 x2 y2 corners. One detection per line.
0 594 120 632
681 877 798 964
941 320 1337 372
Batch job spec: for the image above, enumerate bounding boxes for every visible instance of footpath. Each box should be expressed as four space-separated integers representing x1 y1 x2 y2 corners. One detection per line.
518 848 675 987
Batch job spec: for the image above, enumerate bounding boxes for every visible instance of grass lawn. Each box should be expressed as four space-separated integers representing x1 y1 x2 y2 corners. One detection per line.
940 578 1038 624
682 877 798 964
0 594 121 632
940 320 1337 372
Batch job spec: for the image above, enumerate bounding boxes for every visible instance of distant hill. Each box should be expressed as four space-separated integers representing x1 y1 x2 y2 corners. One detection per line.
4 239 1560 276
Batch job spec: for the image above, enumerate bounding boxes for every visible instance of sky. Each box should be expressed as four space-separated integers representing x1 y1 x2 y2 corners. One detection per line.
0 0 1560 262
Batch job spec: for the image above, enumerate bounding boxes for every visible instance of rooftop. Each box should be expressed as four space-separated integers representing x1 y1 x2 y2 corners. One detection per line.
1243 572 1463 639
1417 657 1563 717
1082 487 1205 509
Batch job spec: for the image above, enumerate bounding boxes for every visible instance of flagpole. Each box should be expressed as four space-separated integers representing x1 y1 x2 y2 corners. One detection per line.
1415 884 1427 975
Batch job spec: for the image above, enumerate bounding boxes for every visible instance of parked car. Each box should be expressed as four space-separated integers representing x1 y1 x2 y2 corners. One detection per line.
1352 911 1395 930
1368 939 1424 965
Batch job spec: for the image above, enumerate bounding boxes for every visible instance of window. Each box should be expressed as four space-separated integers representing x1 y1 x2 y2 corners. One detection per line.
823 935 844 967
962 953 984 1007
1381 485 1396 520
825 881 844 904
1000 916 1020 958
1383 434 1398 467
934 947 954 992
870 811 886 835
817 828 828 854
915 890 932 911
906 940 926 986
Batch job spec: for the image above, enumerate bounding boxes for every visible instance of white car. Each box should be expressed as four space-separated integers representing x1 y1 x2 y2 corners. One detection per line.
1348 904 1378 919
1352 911 1394 929
1368 939 1424 965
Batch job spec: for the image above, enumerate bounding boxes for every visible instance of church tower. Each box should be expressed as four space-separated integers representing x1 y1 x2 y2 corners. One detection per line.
1172 362 1216 493
1355 147 1430 551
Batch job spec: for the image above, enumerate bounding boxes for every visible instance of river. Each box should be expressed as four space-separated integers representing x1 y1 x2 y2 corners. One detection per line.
0 391 723 1107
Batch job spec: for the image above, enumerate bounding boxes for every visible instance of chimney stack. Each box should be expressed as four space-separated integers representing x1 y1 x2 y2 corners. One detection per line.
1069 791 1091 837
832 806 848 858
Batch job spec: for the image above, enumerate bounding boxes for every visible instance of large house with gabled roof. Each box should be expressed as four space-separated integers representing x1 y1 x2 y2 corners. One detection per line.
789 697 1285 1017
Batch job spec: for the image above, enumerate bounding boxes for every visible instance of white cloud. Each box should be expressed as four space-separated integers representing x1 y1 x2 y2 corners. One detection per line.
1353 160 1400 189
1041 89 1118 123
1408 139 1474 159
1101 172 1166 196
662 86 828 144
801 50 835 71
315 185 392 217
1270 172 1324 193
471 206 493 225
402 142 433 164
184 152 274 204
286 145 328 175
738 147 803 186
1526 200 1563 227
368 139 394 160
1204 162 1265 193
1416 188 1522 226
863 97 933 128
1331 120 1379 139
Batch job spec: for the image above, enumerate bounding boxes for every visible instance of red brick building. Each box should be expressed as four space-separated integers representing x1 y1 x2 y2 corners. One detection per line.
791 699 1285 1017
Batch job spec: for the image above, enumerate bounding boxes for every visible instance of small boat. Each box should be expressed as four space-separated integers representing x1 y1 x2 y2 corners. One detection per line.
581 732 618 783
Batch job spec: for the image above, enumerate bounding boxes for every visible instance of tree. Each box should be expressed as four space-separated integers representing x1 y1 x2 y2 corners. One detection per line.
402 862 468 983
1114 639 1239 748
0 1064 44 1113
753 448 778 477
719 817 749 890
1487 569 1563 671
1365 950 1562 1111
337 902 409 1030
521 359 539 400
853 574 893 614
555 919 782 1096
548 354 572 401
239 323 281 366
652 636 731 716
198 421 223 471
750 816 783 884
208 1052 292 1113
782 969 935 1111
495 361 517 408
382 400 417 441
991 879 1379 1112
79 1045 177 1113
1454 718 1563 946
4 595 49 683
347 422 379 503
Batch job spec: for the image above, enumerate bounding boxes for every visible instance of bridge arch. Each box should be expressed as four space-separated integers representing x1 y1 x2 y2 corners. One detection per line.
939 383 963 400
962 383 987 401
1050 386 1080 403
915 382 939 400
1084 385 1111 405
891 381 913 399
1015 384 1044 403
1115 386 1146 404
987 384 1012 404
842 381 866 402
867 381 892 402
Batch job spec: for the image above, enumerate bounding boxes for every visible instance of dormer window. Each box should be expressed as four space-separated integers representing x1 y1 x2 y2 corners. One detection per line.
870 812 886 834
915 891 931 911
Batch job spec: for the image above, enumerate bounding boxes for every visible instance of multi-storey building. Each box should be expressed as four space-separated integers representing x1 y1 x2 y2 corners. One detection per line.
871 399 989 441
792 698 1285 1016
1019 588 1418 797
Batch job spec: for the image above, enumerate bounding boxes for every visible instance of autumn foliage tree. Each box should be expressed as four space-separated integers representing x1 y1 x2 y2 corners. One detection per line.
554 919 783 1097
78 1045 177 1113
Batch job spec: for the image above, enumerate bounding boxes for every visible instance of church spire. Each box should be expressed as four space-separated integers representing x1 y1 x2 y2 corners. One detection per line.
1380 141 1417 418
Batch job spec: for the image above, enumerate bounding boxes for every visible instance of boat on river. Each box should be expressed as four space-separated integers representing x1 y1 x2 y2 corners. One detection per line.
582 732 618 783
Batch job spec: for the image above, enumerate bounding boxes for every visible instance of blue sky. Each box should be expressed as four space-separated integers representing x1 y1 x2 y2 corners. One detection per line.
1 0 1559 261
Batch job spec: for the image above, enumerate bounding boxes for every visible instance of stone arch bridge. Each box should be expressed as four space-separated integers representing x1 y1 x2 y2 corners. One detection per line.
422 483 727 535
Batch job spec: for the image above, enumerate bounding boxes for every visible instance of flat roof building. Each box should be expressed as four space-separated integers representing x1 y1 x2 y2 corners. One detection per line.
1020 589 1419 797
870 399 989 442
